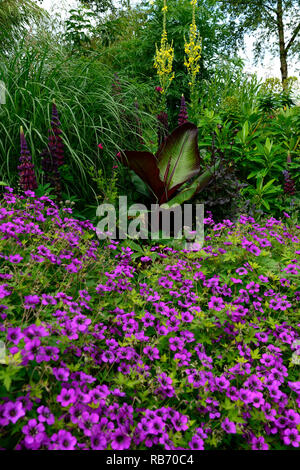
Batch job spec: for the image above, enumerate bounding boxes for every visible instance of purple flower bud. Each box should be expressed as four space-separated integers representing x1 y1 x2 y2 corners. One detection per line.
40 101 64 201
178 94 188 126
18 127 38 192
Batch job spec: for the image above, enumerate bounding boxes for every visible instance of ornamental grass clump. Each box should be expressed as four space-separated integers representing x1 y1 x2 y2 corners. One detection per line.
134 98 144 145
0 187 299 450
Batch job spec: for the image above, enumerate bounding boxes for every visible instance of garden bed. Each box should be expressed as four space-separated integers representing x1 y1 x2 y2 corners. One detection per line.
0 188 299 450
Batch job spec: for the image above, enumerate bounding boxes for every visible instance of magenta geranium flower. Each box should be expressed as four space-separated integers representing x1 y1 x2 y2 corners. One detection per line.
91 433 107 450
52 367 70 381
24 338 41 360
9 254 23 263
208 296 225 311
22 419 45 448
7 327 23 345
56 430 77 450
251 391 265 408
110 431 131 450
78 411 99 437
56 388 77 407
0 284 11 299
37 406 55 425
283 428 300 447
148 418 165 435
251 436 269 450
171 412 189 432
221 417 236 434
4 401 25 424
143 345 160 360
189 435 204 450
24 295 40 309
236 267 248 275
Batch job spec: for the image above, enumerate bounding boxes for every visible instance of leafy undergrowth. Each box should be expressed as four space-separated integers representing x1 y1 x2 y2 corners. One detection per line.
0 188 299 450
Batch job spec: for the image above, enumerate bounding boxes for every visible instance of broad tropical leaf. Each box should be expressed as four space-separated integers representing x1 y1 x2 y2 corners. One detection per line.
118 150 165 200
156 122 201 191
160 160 220 208
120 122 202 204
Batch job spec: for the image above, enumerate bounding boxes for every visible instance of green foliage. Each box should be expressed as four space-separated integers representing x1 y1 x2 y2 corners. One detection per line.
89 166 119 204
64 7 96 54
119 122 218 205
95 0 242 127
242 176 283 212
0 35 157 211
80 0 115 14
0 0 46 52
198 59 262 120
218 0 300 81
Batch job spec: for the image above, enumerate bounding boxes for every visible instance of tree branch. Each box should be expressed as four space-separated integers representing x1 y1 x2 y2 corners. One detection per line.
285 21 300 53
263 9 277 22
263 3 277 15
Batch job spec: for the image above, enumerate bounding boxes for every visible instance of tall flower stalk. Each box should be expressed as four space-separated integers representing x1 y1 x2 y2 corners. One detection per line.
18 127 38 192
178 94 188 126
184 0 202 120
41 100 64 201
283 153 296 196
157 110 169 146
49 100 65 167
153 0 175 110
112 73 122 99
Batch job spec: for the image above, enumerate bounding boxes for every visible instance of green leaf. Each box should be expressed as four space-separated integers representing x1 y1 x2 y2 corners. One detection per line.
261 199 270 210
263 179 276 190
160 160 220 208
120 123 202 204
241 121 249 143
130 171 152 198
156 122 201 193
3 374 11 391
264 138 273 155
126 240 143 253
250 348 261 360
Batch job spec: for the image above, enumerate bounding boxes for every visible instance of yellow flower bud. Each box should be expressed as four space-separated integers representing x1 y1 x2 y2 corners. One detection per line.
184 0 201 91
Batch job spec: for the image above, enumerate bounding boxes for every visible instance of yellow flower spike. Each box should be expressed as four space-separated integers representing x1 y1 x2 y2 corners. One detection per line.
184 0 202 107
153 0 174 103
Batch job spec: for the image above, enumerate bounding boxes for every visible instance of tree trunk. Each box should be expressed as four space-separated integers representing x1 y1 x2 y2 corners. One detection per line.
277 0 288 85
